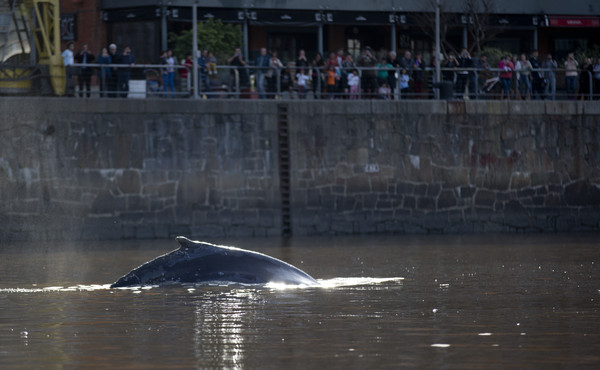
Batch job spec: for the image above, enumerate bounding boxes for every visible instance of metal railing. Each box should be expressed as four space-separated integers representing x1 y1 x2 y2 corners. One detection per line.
67 63 191 98
51 63 600 100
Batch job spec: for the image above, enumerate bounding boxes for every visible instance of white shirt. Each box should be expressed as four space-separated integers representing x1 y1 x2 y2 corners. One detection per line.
347 73 359 86
61 49 74 66
296 73 310 87
166 56 175 73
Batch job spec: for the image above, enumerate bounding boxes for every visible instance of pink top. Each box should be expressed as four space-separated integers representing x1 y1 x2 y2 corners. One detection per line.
499 60 514 79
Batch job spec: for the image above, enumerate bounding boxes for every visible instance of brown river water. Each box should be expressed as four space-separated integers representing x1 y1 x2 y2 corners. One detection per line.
1 233 599 369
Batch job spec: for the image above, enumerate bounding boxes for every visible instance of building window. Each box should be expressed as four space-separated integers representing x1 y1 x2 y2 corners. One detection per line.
347 38 360 59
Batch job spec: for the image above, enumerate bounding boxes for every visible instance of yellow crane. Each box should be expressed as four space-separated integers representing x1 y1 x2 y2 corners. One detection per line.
1 0 64 95
25 0 64 95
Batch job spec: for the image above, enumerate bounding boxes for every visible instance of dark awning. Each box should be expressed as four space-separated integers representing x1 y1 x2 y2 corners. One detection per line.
168 7 244 23
166 8 412 26
249 10 319 26
453 14 540 28
327 11 396 25
102 7 160 22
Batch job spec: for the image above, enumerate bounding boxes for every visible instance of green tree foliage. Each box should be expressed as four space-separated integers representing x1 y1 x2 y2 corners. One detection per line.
168 19 242 63
481 47 509 67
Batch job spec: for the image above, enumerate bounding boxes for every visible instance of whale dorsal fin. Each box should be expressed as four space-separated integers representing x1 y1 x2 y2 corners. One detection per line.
175 236 219 250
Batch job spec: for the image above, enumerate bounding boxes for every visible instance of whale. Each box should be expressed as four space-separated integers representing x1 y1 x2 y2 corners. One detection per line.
110 236 318 287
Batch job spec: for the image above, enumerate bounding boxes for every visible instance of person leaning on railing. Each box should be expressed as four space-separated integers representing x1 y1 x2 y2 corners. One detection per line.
498 55 514 100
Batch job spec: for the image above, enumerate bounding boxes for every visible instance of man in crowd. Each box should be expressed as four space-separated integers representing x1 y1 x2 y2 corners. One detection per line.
255 47 270 99
457 48 475 99
541 53 557 100
529 50 544 99
117 45 135 98
198 49 211 95
75 43 95 98
108 43 119 97
357 46 377 97
61 41 75 96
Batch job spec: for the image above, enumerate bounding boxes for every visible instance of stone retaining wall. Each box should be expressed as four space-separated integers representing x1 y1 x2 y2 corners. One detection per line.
0 98 598 240
288 100 600 234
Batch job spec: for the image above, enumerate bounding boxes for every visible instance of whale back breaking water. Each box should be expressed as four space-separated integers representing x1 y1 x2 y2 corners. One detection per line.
110 236 318 287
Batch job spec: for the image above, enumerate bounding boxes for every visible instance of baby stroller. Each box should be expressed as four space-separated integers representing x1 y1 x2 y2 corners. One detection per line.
144 69 161 97
480 76 500 99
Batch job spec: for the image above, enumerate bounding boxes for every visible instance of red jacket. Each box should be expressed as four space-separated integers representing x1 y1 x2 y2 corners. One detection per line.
499 60 514 79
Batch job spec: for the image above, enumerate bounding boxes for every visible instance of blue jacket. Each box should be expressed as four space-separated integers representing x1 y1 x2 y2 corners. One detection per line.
97 54 111 78
255 53 270 73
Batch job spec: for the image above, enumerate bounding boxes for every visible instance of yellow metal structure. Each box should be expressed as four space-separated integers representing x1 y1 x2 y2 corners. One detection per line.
0 67 32 92
24 0 64 95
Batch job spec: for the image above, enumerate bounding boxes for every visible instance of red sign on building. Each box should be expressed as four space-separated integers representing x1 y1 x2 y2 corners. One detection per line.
549 16 600 27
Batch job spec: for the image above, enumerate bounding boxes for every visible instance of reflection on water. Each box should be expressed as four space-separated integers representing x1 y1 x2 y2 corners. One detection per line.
0 234 599 368
191 289 261 368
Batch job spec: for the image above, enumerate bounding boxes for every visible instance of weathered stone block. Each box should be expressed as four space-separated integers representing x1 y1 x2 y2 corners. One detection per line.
117 170 141 194
91 190 125 214
346 175 371 193
126 195 148 211
177 172 208 204
417 197 435 211
474 190 495 207
510 172 531 189
565 180 600 206
397 182 415 195
403 196 416 209
348 147 369 166
438 189 457 209
459 186 476 198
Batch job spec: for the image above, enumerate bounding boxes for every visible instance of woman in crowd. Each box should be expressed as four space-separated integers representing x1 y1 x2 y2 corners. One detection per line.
516 53 532 100
267 50 284 98
498 55 514 100
97 47 111 98
564 53 578 100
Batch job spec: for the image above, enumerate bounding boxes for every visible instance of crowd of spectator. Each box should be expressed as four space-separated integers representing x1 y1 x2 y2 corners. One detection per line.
62 42 136 98
63 41 600 100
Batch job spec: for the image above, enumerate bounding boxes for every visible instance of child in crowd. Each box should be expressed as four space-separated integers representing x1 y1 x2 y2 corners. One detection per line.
347 69 360 99
325 65 337 99
378 82 391 100
296 68 310 99
399 68 410 97
207 51 217 75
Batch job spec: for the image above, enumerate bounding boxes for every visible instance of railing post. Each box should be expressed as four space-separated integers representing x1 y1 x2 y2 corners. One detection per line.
234 69 240 98
589 72 593 101
317 69 322 99
276 67 281 99
474 70 479 100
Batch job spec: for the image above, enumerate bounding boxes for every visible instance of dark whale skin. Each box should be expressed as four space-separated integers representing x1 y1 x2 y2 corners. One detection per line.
110 236 317 287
